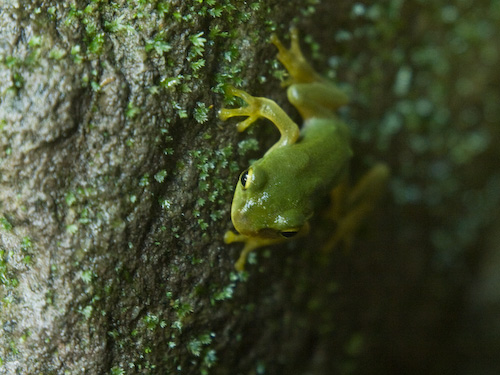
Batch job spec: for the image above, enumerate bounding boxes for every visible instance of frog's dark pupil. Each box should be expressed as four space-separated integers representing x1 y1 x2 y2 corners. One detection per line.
240 170 249 187
281 231 298 238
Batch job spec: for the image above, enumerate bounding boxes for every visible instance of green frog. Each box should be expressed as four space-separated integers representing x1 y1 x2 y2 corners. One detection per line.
220 29 389 271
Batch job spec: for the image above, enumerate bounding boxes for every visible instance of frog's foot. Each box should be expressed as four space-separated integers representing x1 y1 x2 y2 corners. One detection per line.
225 230 284 271
219 86 261 132
224 230 258 271
271 28 322 85
219 85 300 150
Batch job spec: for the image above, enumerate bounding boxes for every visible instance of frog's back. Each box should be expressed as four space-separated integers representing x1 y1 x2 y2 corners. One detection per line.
296 117 352 192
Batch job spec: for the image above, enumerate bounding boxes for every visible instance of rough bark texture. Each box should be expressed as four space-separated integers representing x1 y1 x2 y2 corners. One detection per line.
1 0 500 374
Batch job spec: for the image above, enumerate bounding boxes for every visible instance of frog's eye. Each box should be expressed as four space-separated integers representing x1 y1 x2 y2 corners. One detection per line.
280 230 299 238
239 168 253 190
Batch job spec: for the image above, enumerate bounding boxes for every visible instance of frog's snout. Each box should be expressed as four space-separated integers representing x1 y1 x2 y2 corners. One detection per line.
231 210 250 236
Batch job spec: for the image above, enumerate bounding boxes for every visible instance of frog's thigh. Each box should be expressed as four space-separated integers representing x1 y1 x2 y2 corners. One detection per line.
347 163 390 207
287 83 349 119
323 163 390 253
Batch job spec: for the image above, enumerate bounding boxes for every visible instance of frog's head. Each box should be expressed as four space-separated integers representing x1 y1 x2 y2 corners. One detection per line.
230 164 311 240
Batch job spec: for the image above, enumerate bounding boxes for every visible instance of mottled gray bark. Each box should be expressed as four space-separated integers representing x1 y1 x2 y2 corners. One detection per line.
1 0 500 374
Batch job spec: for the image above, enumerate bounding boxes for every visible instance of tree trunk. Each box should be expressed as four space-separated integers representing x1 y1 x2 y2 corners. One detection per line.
1 1 500 374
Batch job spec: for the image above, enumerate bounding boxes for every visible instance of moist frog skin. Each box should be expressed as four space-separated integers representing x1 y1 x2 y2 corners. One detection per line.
220 29 389 271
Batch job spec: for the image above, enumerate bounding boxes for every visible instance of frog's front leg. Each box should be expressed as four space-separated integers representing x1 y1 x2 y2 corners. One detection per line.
224 231 285 271
219 86 300 152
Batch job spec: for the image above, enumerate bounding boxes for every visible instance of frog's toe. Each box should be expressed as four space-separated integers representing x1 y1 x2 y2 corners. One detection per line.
219 107 236 120
236 115 258 132
270 33 286 54
224 230 238 244
219 107 249 120
289 27 301 52
222 84 239 96
271 29 320 85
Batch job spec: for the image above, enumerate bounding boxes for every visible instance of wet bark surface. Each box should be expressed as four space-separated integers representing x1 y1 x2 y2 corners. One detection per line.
1 1 499 374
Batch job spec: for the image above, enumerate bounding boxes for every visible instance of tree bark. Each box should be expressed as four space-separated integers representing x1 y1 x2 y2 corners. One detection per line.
1 0 500 374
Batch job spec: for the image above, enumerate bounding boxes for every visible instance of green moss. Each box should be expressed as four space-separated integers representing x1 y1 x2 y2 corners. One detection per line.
80 270 93 284
104 15 133 34
193 102 210 124
125 102 141 119
0 249 18 287
110 366 125 375
158 198 171 209
48 46 66 60
78 305 93 319
193 102 209 124
0 216 13 231
238 138 259 155
143 313 160 330
185 144 238 236
210 284 234 303
145 32 172 55
65 191 77 206
154 169 167 183
70 45 83 64
171 101 188 119
28 35 42 48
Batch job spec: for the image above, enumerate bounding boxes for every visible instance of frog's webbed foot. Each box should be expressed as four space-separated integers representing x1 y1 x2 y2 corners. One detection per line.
225 230 284 271
219 85 300 150
323 163 390 253
271 28 322 85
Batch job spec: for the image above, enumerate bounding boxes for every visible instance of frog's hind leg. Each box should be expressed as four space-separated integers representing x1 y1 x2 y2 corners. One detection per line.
323 163 390 253
287 83 349 120
271 28 321 85
271 29 349 119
